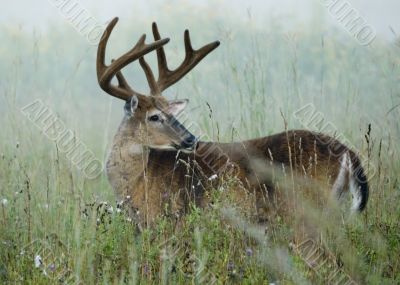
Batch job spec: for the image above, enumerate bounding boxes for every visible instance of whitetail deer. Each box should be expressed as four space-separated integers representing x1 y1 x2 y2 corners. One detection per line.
97 18 368 226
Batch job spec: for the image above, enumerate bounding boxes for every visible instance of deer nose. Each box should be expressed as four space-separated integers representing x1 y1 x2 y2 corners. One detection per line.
181 135 197 149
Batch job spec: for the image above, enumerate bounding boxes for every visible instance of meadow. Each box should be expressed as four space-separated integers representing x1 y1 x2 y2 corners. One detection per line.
1 6 400 284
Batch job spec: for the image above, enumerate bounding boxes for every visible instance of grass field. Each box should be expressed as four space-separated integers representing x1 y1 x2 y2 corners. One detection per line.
1 6 400 284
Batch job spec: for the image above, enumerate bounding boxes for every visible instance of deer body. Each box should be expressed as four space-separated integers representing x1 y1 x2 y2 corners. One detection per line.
107 117 368 223
97 18 369 225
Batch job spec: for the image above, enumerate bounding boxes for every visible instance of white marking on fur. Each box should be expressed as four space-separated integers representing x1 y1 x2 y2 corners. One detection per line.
332 152 348 200
148 145 176 150
332 152 363 211
347 156 362 211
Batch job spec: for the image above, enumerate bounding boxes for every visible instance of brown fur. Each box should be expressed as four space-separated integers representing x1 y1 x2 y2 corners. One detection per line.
107 104 366 226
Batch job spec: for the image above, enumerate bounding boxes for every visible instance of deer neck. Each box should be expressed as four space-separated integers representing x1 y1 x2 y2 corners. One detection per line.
106 117 149 199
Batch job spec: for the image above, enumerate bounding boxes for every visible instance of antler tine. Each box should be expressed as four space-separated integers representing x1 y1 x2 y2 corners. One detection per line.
184 29 197 57
152 22 170 83
97 17 170 101
139 57 159 95
151 22 220 93
113 61 134 93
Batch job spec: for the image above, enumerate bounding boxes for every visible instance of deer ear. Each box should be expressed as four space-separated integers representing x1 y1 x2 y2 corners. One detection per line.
124 95 138 116
167 99 188 116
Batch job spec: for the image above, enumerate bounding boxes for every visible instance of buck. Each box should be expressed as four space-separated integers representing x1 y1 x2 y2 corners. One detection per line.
97 18 369 226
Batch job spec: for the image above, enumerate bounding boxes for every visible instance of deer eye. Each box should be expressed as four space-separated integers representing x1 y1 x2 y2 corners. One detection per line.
148 114 160 122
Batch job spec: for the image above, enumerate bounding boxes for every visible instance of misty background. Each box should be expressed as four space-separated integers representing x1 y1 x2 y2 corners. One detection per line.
3 0 400 41
1 0 399 162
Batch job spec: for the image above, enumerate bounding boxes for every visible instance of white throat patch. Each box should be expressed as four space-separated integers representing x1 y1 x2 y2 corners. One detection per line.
128 144 144 155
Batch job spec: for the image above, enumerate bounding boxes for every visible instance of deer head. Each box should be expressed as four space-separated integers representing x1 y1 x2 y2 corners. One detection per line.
97 17 220 151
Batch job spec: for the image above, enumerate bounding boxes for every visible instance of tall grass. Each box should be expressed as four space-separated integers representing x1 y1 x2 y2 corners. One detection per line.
1 7 400 284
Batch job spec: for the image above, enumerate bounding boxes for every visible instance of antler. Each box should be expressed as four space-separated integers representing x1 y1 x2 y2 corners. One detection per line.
96 17 170 100
97 18 220 100
143 23 221 95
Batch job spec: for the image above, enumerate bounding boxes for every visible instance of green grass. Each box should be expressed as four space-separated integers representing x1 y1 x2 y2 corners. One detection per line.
1 9 400 284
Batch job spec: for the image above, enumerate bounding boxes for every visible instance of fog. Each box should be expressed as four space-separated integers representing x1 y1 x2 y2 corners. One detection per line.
2 0 399 42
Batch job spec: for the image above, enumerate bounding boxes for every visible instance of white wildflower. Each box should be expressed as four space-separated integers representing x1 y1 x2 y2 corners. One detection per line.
34 255 42 268
208 174 218 181
1 198 8 206
126 217 132 222
107 206 113 213
116 208 122 213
